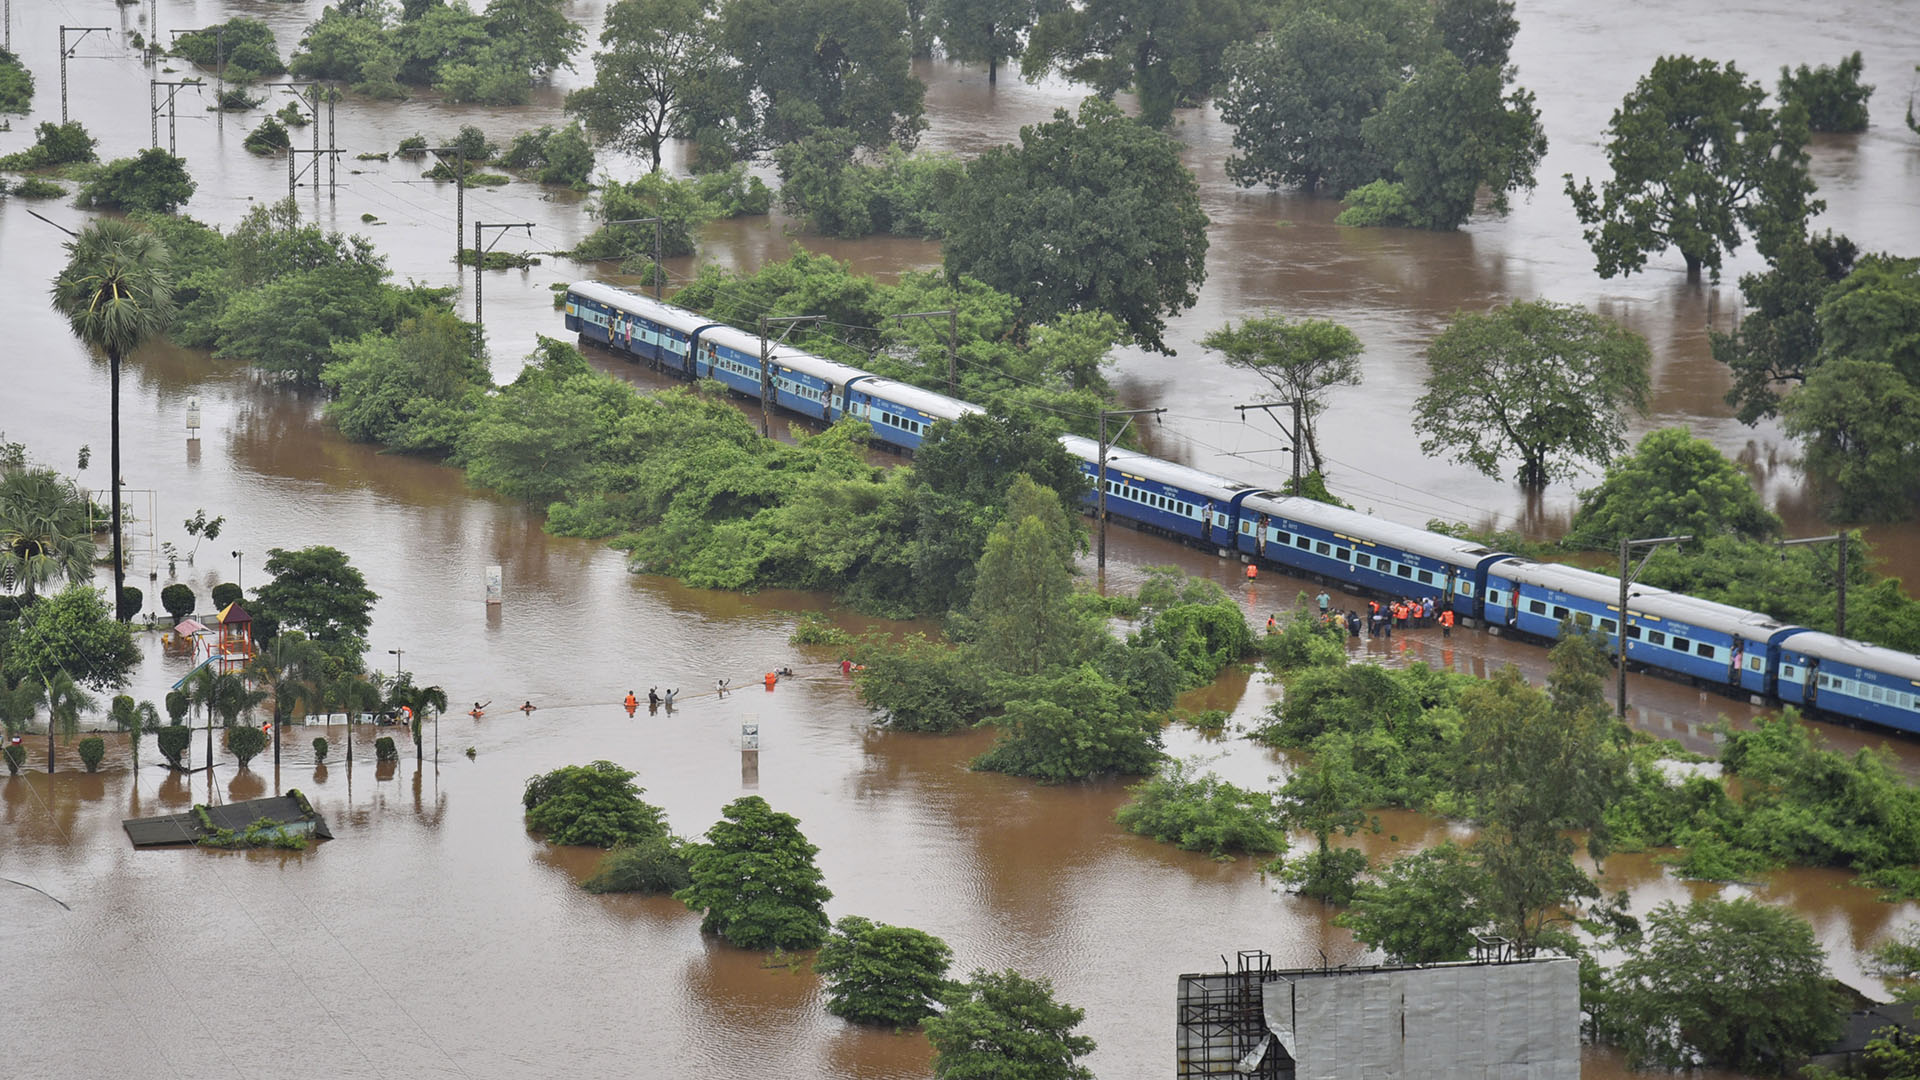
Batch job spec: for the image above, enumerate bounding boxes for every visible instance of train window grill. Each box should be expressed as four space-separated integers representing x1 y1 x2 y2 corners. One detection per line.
1573 612 1593 628
1747 656 1764 672
1419 570 1434 585
1528 601 1547 616
1649 631 1666 646
1601 618 1618 634
1315 542 1331 556
1782 664 1796 679
1552 605 1570 621
1671 636 1692 653
1626 625 1641 639
1695 642 1714 658
1336 547 1350 561
1355 553 1372 568
1397 565 1413 578
1296 534 1312 550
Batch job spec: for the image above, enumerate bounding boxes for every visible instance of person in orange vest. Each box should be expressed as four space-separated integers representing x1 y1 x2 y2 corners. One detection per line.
764 671 778 689
1246 563 1258 581
1266 613 1278 634
1439 608 1455 638
840 657 853 676
623 690 638 713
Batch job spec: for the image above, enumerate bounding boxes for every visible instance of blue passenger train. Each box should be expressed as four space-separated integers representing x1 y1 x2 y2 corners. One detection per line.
565 280 1920 738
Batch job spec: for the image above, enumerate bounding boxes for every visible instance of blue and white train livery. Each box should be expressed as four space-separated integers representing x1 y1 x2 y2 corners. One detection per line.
565 279 1920 738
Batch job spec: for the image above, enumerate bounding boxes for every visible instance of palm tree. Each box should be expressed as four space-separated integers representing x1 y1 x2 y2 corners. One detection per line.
205 670 266 770
50 219 175 621
0 469 97 600
390 675 448 765
41 669 96 773
245 635 322 785
185 662 220 771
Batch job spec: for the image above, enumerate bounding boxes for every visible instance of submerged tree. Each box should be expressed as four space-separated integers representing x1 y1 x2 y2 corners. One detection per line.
814 916 954 1027
675 795 833 949
925 969 1096 1080
50 219 176 620
1201 317 1362 474
564 0 724 173
1566 56 1820 282
1415 301 1651 488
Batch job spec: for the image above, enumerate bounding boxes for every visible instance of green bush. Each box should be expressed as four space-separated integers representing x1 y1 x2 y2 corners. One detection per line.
775 133 960 238
0 48 33 115
855 636 993 733
110 695 138 731
1115 758 1286 857
214 87 263 111
164 691 190 725
397 134 428 154
243 116 291 155
523 760 670 847
814 916 954 1027
157 725 192 768
3 742 27 774
118 585 144 621
499 123 595 189
78 736 106 772
0 121 98 170
1779 51 1872 133
211 582 243 609
77 150 197 213
172 18 284 79
692 164 772 217
160 583 197 621
312 736 329 764
1272 845 1369 904
374 735 398 761
226 725 268 768
581 838 691 894
1335 179 1428 229
5 177 66 199
788 612 853 646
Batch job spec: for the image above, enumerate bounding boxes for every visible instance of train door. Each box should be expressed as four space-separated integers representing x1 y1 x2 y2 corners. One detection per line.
1255 514 1269 559
1804 659 1821 708
1201 502 1215 545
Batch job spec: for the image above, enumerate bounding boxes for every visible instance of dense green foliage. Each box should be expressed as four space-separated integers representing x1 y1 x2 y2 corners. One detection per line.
774 134 961 238
925 969 1096 1080
1218 0 1540 230
1712 231 1858 425
2 584 139 693
1414 300 1652 488
813 916 954 1027
855 635 994 732
160 584 197 622
172 18 284 80
135 201 453 386
563 0 724 172
1564 427 1780 548
942 98 1209 352
289 0 582 105
0 49 33 114
522 760 671 847
1566 56 1820 282
498 123 595 188
934 0 1055 86
0 121 99 170
1201 318 1362 474
1024 0 1257 127
569 169 769 261
322 310 490 454
580 838 692 894
244 117 293 156
157 725 192 769
249 546 379 663
0 467 97 601
1599 897 1842 1071
77 736 105 772
225 724 268 768
1783 353 1920 520
1116 757 1286 857
1779 51 1872 133
676 795 833 949
1337 843 1488 963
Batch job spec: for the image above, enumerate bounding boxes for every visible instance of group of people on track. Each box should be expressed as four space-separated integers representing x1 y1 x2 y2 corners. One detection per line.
1267 590 1456 640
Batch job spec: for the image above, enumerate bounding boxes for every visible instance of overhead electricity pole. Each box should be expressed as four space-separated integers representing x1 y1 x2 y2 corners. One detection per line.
605 217 665 298
1778 532 1849 637
1097 408 1165 571
1616 534 1692 720
757 315 825 437
889 309 959 397
427 146 468 269
472 221 536 347
1234 399 1303 494
59 26 112 124
148 79 200 155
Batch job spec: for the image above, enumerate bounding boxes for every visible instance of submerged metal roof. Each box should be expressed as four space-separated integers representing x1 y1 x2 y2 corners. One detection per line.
123 794 332 848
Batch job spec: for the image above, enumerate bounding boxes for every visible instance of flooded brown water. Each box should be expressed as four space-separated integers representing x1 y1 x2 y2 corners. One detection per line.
4 2 1920 1077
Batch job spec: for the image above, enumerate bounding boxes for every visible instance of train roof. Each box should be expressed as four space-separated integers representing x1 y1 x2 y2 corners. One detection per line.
1626 591 1801 644
1243 491 1504 567
567 281 707 333
1499 558 1669 606
851 375 981 421
1780 632 1920 681
1063 437 1260 503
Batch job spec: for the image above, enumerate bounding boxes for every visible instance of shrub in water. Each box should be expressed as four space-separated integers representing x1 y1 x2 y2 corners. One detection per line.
581 839 691 894
5 742 30 774
312 736 329 764
164 691 190 725
157 725 192 768
226 725 268 768
78 736 106 772
160 582 196 621
211 582 243 609
374 735 398 761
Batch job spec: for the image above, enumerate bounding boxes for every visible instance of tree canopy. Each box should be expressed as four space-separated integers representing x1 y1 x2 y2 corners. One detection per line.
1201 317 1362 474
1336 842 1489 964
1600 897 1842 1071
522 760 671 847
924 969 1096 1080
813 916 954 1027
1022 0 1260 127
1566 56 1821 282
676 795 834 949
1564 428 1780 548
1778 51 1872 133
250 546 379 663
2 583 140 693
936 0 1059 86
564 0 724 172
942 98 1209 352
1712 230 1858 425
1415 301 1652 488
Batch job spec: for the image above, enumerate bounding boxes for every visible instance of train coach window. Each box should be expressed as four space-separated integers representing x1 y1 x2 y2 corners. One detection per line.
1397 565 1413 579
1315 541 1331 556
1527 601 1547 616
1418 570 1434 585
1296 535 1313 550
1648 631 1667 647
1671 636 1692 653
1747 656 1764 672
1626 625 1641 639
1552 605 1570 621
1696 642 1715 658
1573 612 1593 628
1600 618 1618 634
1354 553 1372 568
1336 548 1350 561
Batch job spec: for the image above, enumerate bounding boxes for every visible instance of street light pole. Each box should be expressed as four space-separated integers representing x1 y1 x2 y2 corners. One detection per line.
387 648 403 678
1096 408 1166 572
1616 534 1691 720
1778 532 1849 637
231 550 243 594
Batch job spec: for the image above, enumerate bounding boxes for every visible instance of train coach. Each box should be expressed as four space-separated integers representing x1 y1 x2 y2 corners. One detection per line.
565 279 1920 739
